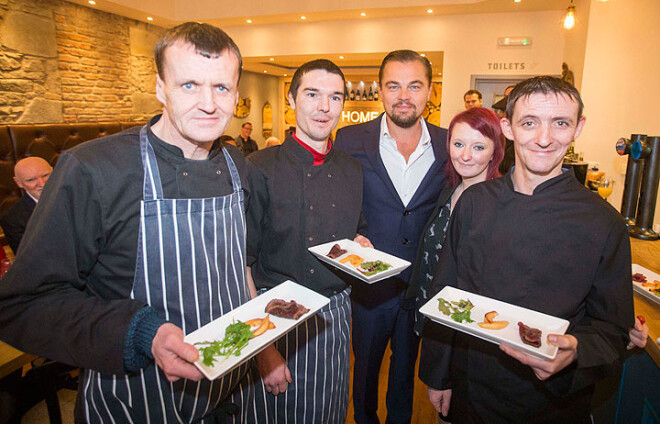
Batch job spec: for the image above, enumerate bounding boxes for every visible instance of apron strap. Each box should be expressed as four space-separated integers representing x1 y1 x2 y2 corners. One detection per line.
139 125 164 201
221 147 243 193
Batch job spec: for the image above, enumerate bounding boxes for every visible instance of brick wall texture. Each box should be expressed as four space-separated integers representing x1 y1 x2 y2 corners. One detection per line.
0 0 163 123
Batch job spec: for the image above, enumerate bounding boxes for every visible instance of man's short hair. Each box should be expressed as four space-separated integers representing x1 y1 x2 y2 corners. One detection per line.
445 107 504 186
378 50 432 87
154 22 242 81
242 122 253 128
463 89 482 101
288 59 347 100
506 76 584 121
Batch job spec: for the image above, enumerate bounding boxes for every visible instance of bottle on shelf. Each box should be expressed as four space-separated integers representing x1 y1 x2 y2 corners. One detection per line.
349 88 355 101
374 87 379 101
361 88 367 101
368 87 374 101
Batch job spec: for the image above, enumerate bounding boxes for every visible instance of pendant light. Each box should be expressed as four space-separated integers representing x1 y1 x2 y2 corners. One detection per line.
563 1 576 30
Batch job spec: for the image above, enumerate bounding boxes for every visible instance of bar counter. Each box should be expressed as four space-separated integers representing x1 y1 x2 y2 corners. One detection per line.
630 237 660 366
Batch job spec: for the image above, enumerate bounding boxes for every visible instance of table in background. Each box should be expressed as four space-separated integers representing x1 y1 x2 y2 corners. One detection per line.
630 237 660 366
0 341 35 379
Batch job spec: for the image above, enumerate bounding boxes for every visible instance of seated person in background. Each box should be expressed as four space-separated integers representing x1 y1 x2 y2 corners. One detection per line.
420 76 633 423
0 157 52 253
409 107 503 334
265 136 281 148
463 89 482 109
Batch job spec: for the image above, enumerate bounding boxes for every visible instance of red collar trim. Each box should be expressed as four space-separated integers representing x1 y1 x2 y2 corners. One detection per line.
292 132 332 166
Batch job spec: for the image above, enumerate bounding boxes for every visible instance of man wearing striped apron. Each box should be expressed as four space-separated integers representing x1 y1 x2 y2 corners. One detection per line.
235 59 371 423
0 23 253 423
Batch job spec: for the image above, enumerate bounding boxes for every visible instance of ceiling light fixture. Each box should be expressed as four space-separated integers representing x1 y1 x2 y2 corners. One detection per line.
246 19 252 24
563 1 576 30
301 16 307 20
420 53 426 57
514 0 521 3
427 9 433 14
263 70 267 73
283 74 288 77
269 58 274 61
88 0 96 4
339 55 344 59
146 17 153 21
360 12 366 17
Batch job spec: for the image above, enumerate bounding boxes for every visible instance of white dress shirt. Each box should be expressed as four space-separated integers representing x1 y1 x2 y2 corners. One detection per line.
379 117 435 207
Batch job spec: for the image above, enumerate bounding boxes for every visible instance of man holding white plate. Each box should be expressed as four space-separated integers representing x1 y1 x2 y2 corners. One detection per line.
237 59 370 423
419 76 633 423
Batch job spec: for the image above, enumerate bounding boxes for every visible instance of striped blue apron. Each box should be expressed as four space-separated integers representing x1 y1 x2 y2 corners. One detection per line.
236 288 351 424
80 126 251 423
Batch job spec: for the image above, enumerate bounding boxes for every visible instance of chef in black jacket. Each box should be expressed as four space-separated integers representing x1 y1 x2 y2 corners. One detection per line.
237 59 370 423
420 76 633 423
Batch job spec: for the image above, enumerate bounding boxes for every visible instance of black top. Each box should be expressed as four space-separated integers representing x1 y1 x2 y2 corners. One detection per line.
236 135 259 156
0 193 36 253
407 185 456 333
247 135 366 297
419 170 633 422
0 115 250 375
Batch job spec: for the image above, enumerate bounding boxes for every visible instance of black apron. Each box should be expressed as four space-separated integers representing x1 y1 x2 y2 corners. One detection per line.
80 126 251 423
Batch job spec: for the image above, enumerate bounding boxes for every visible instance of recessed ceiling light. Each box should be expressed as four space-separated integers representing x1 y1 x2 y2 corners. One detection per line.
427 9 434 13
88 0 96 4
360 12 366 17
269 58 274 61
246 19 252 24
339 55 344 59
514 0 521 3
301 16 307 20
147 17 153 21
438 72 442 76
420 53 426 57
283 74 288 77
263 70 267 73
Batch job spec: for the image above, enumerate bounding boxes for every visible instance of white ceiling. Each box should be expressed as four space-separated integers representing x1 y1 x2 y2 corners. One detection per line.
67 0 569 28
65 0 571 76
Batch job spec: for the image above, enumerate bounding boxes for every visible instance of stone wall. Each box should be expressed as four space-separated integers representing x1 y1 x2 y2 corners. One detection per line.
0 0 163 124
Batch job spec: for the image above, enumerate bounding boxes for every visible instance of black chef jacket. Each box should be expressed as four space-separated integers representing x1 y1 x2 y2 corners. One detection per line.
0 115 249 375
419 170 633 423
247 135 366 297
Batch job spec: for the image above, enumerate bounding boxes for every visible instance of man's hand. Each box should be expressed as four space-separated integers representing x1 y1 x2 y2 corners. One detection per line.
152 323 204 382
627 316 649 350
500 334 578 380
428 387 452 417
354 234 373 248
255 344 292 395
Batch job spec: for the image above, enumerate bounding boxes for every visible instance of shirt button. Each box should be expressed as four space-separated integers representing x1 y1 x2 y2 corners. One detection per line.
216 170 222 175
308 236 314 242
307 172 312 177
402 238 409 245
332 203 336 208
328 173 332 178
182 171 188 176
309 205 314 210
403 210 410 216
310 269 315 274
332 234 336 238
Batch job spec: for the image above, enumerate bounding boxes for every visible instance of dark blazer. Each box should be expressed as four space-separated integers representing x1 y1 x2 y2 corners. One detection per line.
334 114 448 297
0 194 36 253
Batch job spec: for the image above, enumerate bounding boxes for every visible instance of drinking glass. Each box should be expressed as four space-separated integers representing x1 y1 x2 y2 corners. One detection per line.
597 177 614 201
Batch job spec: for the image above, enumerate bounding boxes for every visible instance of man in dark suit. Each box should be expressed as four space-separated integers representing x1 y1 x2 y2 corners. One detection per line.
334 49 448 424
236 122 259 156
0 157 52 253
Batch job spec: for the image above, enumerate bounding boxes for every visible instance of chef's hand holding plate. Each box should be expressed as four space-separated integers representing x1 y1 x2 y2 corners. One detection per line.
152 323 204 382
353 234 373 248
256 344 292 395
500 334 578 380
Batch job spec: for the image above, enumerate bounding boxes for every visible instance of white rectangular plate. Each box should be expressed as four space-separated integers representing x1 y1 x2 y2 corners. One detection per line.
632 264 660 306
184 280 330 380
308 239 411 284
419 286 570 360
